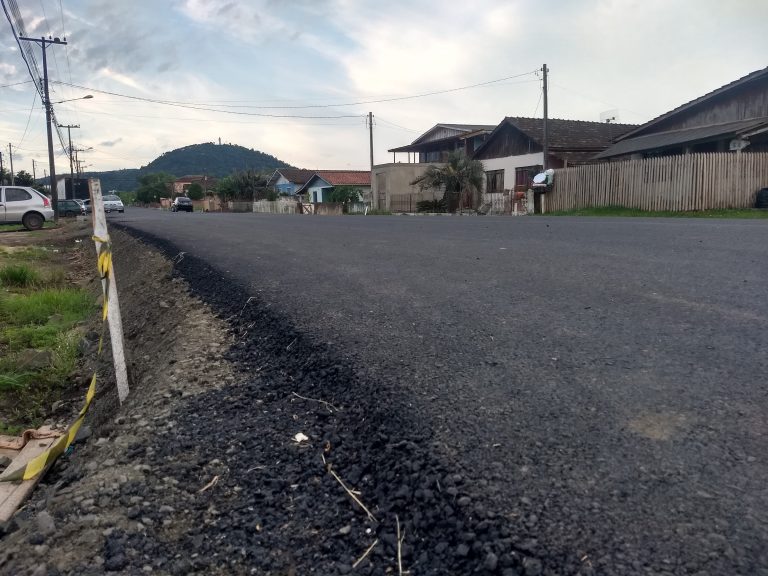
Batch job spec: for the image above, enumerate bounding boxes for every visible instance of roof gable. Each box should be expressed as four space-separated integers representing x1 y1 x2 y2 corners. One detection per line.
616 66 768 141
412 123 496 145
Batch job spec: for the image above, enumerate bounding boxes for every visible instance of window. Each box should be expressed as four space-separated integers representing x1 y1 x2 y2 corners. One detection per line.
515 166 542 188
5 188 32 202
485 170 504 193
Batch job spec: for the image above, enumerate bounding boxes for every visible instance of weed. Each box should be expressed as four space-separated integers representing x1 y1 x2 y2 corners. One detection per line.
0 264 41 287
45 268 68 287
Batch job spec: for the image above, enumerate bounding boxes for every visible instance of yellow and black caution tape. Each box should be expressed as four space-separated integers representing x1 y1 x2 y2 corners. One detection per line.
0 237 112 483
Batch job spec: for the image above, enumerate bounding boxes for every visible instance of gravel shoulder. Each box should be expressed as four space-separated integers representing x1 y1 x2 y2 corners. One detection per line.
1 227 542 576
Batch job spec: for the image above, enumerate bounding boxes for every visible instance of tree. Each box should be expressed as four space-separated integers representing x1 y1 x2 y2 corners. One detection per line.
135 172 175 204
328 186 361 205
411 152 485 212
15 170 34 186
187 182 204 200
216 169 270 201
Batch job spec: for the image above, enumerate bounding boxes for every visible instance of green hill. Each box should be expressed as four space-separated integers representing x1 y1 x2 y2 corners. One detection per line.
82 143 291 192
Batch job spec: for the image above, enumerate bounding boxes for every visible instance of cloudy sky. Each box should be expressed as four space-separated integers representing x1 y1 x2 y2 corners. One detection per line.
1 0 766 176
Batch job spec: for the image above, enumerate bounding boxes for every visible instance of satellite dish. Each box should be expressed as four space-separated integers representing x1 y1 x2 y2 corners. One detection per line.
533 172 547 184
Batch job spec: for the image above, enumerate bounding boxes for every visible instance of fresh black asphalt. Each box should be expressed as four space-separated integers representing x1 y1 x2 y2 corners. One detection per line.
114 209 768 575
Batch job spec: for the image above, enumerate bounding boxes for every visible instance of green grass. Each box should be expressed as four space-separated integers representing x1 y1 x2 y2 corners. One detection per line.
0 288 91 326
543 206 768 218
0 221 57 232
0 264 41 287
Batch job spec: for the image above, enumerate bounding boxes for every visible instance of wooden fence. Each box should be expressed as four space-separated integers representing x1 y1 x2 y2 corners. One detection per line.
547 152 768 212
253 199 300 214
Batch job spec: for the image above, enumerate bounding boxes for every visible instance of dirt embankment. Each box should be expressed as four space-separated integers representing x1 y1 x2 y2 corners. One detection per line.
2 227 546 576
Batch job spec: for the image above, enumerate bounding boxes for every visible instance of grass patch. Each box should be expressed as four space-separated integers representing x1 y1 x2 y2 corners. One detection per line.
0 288 91 326
0 264 41 287
543 206 768 218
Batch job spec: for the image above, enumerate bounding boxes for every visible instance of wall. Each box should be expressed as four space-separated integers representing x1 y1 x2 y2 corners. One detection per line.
480 153 543 191
371 163 445 210
252 199 300 214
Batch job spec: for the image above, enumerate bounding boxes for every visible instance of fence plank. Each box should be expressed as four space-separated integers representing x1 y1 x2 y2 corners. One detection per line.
549 153 768 212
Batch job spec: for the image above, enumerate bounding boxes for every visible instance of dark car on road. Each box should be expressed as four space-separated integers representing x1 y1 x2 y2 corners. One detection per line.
171 196 194 212
58 199 86 217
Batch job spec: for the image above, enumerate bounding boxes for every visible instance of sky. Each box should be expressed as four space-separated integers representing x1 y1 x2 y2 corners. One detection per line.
0 0 767 177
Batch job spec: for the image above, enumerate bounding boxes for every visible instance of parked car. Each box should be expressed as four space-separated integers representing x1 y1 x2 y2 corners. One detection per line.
103 194 125 213
0 186 55 230
58 199 86 217
171 196 194 212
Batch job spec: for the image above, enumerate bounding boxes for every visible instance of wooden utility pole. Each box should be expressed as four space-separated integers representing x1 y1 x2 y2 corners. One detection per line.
542 63 549 170
31 159 36 182
8 144 14 185
58 124 79 198
368 112 374 171
20 35 67 221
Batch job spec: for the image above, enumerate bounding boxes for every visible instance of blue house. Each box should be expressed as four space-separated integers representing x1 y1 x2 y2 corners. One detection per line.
267 168 314 195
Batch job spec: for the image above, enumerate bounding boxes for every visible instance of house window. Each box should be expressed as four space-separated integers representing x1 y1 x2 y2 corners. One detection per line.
485 170 504 193
515 166 542 188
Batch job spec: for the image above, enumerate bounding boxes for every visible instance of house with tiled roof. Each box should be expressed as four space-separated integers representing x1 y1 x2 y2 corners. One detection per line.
596 66 768 160
473 117 636 192
172 175 217 197
267 168 315 195
296 170 372 203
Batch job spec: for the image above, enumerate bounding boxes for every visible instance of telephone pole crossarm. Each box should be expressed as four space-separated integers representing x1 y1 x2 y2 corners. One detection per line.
19 35 68 222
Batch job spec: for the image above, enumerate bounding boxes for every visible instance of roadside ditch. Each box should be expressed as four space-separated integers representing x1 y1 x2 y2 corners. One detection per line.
1 226 548 576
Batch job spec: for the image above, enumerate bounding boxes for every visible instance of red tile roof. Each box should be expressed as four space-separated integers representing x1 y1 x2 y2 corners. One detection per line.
314 170 371 186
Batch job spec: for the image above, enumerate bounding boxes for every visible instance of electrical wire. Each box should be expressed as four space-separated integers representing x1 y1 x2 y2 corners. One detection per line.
52 82 363 118
0 79 34 89
15 91 38 148
53 70 540 112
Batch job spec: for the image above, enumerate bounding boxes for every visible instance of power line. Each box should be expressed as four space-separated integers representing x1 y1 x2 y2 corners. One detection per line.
53 81 363 118
0 79 34 89
53 70 539 112
15 91 38 148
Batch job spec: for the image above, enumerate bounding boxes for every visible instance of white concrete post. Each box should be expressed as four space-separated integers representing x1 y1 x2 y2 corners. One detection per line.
90 180 130 403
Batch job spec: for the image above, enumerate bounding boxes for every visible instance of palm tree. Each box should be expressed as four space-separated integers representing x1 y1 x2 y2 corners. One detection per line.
411 152 485 212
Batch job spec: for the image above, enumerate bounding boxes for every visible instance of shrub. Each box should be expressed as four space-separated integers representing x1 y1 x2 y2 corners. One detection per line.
417 199 447 213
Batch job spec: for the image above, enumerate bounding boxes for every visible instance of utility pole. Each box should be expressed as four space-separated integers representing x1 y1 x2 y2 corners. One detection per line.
542 63 549 171
20 35 67 222
367 112 374 171
8 144 14 185
32 159 36 182
0 151 4 185
58 124 79 198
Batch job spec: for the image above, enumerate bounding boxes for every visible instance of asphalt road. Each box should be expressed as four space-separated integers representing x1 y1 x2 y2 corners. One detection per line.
114 209 768 575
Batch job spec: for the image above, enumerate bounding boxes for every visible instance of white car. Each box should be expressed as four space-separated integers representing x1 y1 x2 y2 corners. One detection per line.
0 186 55 230
103 194 125 213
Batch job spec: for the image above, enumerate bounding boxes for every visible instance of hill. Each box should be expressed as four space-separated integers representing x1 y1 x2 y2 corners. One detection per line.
83 143 291 191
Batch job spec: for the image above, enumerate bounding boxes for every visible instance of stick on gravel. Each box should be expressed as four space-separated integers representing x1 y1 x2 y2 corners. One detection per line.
292 391 339 413
396 514 405 575
352 539 379 569
198 475 219 493
327 464 376 522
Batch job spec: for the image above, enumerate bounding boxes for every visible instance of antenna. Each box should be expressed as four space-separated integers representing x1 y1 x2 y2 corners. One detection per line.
600 109 620 123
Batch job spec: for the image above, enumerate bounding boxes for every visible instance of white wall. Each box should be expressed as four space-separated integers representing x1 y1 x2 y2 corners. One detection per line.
481 152 544 191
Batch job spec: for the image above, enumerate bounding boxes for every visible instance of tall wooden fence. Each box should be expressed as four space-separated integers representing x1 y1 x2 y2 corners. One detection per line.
547 152 768 212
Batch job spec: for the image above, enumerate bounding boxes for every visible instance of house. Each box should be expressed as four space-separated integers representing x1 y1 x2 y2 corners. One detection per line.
172 175 217 197
387 123 496 163
296 170 372 203
473 117 636 192
597 66 768 160
267 168 315 195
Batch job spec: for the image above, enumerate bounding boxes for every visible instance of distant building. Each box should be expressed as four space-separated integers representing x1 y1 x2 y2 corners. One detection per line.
296 171 372 203
267 168 315 195
172 175 217 196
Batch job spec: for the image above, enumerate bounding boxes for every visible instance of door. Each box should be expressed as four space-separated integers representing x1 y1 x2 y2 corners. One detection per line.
4 187 34 222
0 188 5 222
